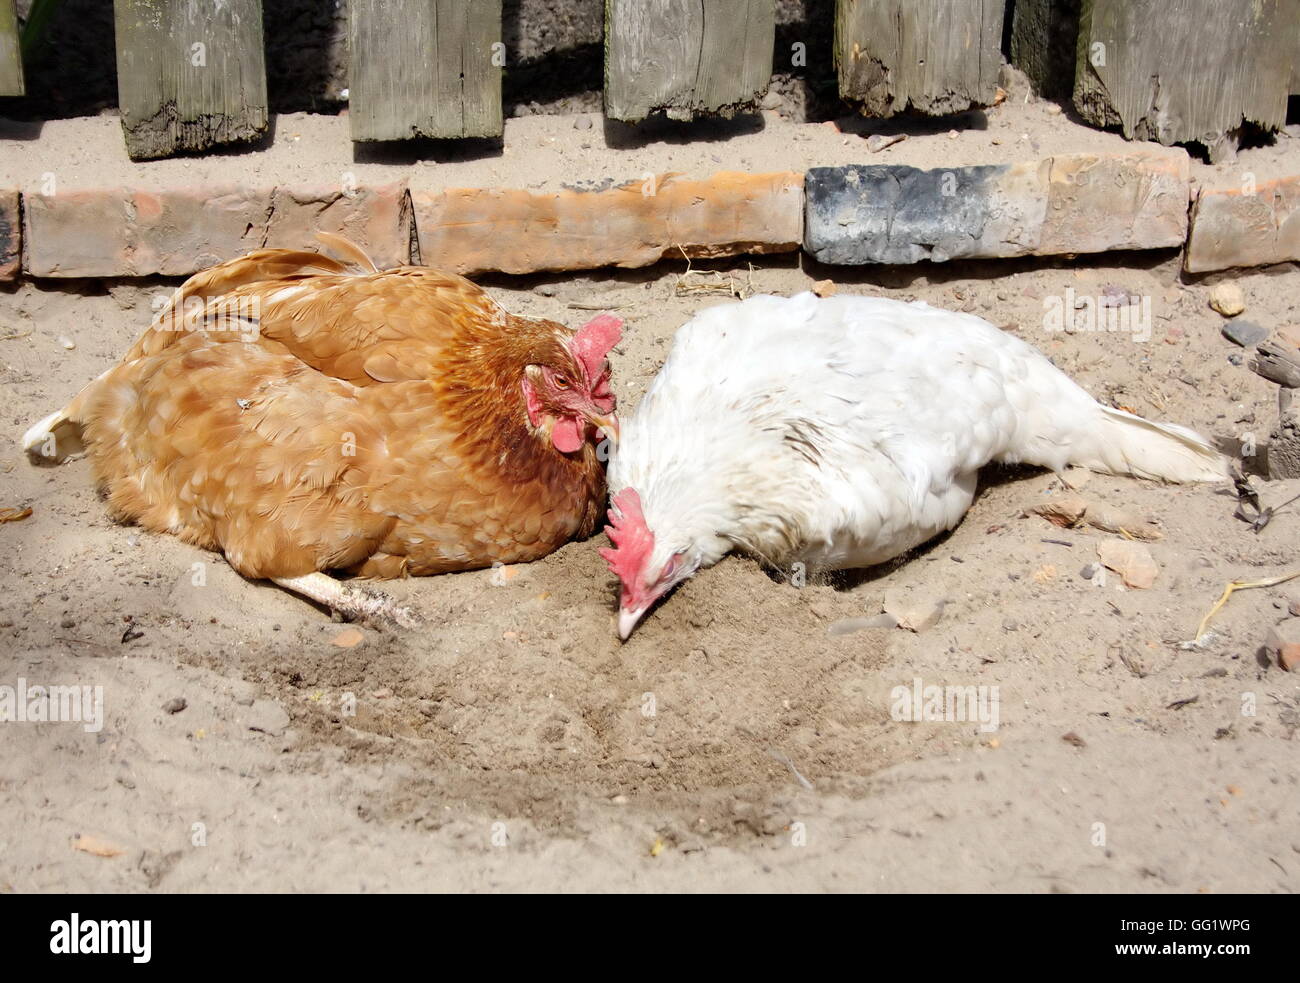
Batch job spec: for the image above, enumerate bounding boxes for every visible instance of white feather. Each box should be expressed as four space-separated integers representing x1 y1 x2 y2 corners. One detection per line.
610 292 1227 576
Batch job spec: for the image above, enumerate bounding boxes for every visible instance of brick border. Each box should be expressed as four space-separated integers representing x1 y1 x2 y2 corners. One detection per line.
3 152 1298 280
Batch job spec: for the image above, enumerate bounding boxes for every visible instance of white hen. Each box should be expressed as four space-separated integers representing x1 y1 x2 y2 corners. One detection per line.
603 292 1227 638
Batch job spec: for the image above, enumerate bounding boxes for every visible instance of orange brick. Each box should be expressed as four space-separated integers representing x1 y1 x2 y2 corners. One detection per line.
1186 174 1300 273
24 186 268 277
1039 150 1189 255
412 171 803 275
23 183 412 277
264 182 412 269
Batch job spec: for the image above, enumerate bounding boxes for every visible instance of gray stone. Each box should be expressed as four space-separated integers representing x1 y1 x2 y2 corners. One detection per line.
1221 319 1269 347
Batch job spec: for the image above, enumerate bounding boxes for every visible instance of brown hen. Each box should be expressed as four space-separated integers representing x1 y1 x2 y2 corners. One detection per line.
24 236 622 624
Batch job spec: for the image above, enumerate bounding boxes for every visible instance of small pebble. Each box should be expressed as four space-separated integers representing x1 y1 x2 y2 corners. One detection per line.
162 697 187 714
245 699 291 736
1208 282 1246 317
865 132 906 153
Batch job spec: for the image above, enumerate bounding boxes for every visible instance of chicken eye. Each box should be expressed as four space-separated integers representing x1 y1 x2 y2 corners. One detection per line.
662 551 685 580
553 375 571 390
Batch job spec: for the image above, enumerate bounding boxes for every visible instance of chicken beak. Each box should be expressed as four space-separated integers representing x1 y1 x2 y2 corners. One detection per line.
589 412 620 450
617 606 646 641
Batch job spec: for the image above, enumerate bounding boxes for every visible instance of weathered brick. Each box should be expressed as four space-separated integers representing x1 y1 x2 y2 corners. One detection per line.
805 150 1190 265
1185 174 1300 273
0 189 19 280
23 182 412 278
264 182 413 269
23 188 133 277
804 161 1047 265
24 186 269 277
412 172 803 275
1038 151 1188 255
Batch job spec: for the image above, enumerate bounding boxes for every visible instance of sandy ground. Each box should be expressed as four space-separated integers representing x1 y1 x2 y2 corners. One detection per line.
2 104 1300 893
2 85 1298 196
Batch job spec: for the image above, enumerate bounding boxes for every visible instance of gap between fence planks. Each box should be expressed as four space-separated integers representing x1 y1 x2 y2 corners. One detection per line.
1010 0 1081 101
349 0 503 142
113 0 268 161
604 0 775 122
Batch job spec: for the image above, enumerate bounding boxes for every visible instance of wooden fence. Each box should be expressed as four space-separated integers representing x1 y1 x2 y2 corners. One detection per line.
0 0 1296 162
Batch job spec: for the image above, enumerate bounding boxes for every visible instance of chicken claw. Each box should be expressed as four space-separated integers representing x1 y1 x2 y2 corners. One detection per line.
272 573 422 629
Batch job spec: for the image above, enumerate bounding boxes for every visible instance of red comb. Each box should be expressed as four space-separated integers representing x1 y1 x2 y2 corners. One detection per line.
572 314 623 380
598 487 653 588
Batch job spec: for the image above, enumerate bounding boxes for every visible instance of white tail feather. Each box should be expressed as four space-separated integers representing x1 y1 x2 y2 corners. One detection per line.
23 407 85 464
1070 407 1229 483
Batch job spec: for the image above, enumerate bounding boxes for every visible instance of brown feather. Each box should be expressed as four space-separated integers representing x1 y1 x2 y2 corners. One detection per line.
53 241 610 581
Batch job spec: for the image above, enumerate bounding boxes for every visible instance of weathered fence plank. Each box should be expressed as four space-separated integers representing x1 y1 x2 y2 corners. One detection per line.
1292 25 1300 95
604 0 776 122
835 0 1004 116
349 0 503 141
114 0 268 160
0 0 24 96
1010 0 1080 100
1073 0 1293 162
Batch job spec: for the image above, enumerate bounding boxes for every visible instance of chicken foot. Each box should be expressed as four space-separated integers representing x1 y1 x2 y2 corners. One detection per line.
272 573 421 629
